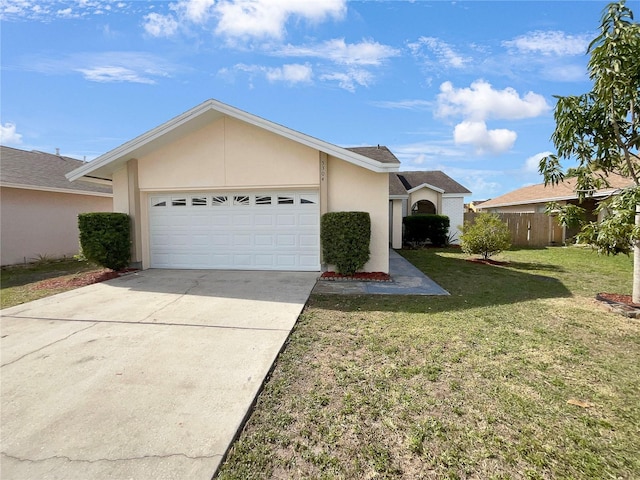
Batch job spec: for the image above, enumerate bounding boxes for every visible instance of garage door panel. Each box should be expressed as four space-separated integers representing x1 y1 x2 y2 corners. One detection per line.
149 191 320 270
255 235 274 246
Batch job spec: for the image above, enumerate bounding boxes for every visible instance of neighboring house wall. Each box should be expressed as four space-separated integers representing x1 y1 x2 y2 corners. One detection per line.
0 187 112 265
481 204 541 214
112 116 389 272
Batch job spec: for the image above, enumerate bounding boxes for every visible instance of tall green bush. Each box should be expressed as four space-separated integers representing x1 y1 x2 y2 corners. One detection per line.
78 212 131 271
403 214 450 247
460 213 511 260
321 212 371 275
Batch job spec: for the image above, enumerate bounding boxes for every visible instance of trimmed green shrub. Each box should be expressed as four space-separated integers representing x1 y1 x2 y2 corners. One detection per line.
321 211 371 275
403 214 450 247
78 212 131 271
460 213 511 260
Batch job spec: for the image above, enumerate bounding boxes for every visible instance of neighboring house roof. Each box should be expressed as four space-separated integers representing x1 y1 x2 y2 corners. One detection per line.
67 99 400 183
478 173 633 209
389 171 472 197
1 146 112 196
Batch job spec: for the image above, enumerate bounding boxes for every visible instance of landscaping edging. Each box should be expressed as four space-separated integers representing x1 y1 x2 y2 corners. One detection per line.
596 293 640 319
319 271 392 282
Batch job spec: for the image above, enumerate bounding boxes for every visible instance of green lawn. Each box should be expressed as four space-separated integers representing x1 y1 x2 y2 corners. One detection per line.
217 246 639 479
0 259 103 309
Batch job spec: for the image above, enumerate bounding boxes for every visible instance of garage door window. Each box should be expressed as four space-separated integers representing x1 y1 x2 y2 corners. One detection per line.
234 195 250 206
278 195 294 205
191 196 207 206
152 197 167 207
256 195 272 205
212 196 228 206
172 197 187 206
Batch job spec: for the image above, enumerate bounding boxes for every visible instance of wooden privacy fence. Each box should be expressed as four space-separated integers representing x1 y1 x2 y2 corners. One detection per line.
463 212 563 247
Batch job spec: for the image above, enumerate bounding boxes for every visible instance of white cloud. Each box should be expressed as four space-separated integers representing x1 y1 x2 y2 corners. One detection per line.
0 123 23 145
523 151 553 173
1 0 129 21
408 36 470 69
266 63 312 84
214 0 346 40
226 62 312 85
277 38 399 66
503 31 590 56
143 12 179 37
320 68 372 92
175 0 216 24
76 66 157 84
370 99 432 111
453 120 517 155
25 51 174 84
437 80 550 121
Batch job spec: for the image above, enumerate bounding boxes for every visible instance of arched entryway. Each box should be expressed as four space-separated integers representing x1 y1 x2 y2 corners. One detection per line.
411 200 436 215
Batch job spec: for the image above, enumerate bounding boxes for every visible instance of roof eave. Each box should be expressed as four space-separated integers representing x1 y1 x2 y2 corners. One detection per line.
407 182 445 194
1 182 113 197
67 99 400 181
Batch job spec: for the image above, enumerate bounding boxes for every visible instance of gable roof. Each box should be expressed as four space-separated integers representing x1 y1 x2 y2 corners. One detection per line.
67 99 399 183
478 173 633 209
389 171 472 196
1 146 112 196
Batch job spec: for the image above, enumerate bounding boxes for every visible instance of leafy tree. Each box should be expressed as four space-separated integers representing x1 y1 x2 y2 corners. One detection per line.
460 213 511 260
539 0 640 301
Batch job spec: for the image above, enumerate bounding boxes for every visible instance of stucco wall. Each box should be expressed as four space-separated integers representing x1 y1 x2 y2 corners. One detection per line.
327 157 389 272
0 187 112 266
409 189 441 212
137 117 319 191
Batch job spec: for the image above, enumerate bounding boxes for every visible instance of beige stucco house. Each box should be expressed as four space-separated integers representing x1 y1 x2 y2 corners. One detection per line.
388 171 471 248
67 99 400 273
1 146 113 266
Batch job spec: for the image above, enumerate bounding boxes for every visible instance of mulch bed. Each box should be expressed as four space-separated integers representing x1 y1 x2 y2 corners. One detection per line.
465 258 509 266
596 292 640 319
30 269 137 291
320 271 392 282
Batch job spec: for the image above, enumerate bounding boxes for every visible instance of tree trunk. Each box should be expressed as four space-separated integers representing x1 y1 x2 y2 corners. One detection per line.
634 204 640 304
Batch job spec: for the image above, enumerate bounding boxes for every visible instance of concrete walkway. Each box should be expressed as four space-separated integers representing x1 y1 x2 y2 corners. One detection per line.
312 249 449 295
0 270 317 480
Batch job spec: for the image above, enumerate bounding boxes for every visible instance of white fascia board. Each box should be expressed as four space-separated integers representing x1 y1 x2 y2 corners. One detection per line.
2 183 113 197
67 99 399 182
407 182 445 194
443 192 471 198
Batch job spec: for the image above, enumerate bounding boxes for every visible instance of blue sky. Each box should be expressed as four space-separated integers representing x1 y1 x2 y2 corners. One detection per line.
1 0 632 200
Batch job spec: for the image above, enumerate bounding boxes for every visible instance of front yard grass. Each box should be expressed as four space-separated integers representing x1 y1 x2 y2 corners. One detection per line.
0 259 103 309
217 246 639 479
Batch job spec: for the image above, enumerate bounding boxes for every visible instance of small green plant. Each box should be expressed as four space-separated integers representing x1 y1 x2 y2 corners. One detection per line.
78 212 131 271
460 213 511 260
320 211 370 275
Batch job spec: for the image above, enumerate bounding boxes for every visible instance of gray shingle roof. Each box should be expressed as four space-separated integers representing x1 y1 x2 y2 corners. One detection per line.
390 171 471 195
346 146 401 165
1 146 112 195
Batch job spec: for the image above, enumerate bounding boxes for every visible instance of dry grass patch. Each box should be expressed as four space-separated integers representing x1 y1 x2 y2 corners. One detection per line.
217 247 639 479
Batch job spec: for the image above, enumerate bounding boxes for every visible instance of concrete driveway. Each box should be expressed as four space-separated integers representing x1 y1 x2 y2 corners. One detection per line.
1 269 318 480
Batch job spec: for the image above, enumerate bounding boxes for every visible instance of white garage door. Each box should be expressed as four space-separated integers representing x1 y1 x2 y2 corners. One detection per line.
148 191 320 270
